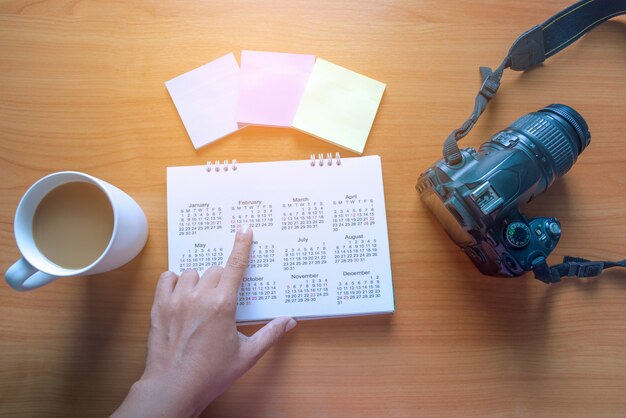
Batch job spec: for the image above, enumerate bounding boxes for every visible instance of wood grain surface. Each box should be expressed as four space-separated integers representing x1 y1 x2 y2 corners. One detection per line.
1 1 625 416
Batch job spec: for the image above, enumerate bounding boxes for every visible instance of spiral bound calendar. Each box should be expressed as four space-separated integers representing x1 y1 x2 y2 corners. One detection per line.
166 154 394 323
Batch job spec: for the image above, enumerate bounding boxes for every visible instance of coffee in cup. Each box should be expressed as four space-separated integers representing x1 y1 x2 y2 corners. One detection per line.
5 172 149 291
33 181 115 269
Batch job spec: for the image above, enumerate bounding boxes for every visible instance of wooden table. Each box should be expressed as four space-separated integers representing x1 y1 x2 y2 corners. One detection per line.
1 1 625 416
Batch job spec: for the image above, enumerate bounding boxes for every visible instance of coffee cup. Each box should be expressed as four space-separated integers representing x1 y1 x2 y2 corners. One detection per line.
5 171 149 291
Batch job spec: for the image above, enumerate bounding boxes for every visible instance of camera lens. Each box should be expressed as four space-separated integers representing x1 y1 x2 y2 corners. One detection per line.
509 104 591 178
540 104 591 155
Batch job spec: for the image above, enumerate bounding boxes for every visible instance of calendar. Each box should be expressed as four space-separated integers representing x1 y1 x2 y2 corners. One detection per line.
167 154 394 323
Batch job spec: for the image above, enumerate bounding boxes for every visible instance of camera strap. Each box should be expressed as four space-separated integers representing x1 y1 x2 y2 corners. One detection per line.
441 0 626 283
442 0 626 166
532 256 626 284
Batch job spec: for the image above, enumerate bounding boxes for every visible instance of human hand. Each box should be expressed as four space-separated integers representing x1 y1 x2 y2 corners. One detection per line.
113 225 296 418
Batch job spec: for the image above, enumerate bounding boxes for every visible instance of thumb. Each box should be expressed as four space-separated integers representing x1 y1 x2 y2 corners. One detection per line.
243 316 297 364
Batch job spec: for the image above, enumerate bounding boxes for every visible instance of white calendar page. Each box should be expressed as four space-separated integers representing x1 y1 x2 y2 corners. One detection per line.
166 155 394 323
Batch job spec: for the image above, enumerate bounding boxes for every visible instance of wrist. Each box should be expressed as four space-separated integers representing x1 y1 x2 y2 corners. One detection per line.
118 375 205 418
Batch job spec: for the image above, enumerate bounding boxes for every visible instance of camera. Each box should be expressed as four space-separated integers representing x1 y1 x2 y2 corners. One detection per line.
416 104 591 280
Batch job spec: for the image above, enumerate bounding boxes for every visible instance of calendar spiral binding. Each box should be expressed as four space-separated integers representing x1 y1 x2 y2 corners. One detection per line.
206 160 237 172
310 152 341 167
205 153 341 172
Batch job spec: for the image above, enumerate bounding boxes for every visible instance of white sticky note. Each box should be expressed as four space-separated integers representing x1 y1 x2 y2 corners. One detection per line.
165 53 243 149
292 58 386 154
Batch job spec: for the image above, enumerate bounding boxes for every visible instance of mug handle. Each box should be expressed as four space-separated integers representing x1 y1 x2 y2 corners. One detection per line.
5 257 59 291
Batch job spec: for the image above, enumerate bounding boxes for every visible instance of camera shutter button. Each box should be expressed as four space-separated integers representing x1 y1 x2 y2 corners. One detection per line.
547 222 561 238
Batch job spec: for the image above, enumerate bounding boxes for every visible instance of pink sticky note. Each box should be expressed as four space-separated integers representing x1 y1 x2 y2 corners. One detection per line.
166 53 243 149
236 50 316 127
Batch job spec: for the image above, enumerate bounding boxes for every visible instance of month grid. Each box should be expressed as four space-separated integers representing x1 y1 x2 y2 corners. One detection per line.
332 197 376 230
334 238 378 264
177 246 225 273
238 280 278 306
336 276 382 304
281 200 325 230
177 203 223 236
285 278 330 304
249 243 276 269
229 202 274 233
282 243 328 271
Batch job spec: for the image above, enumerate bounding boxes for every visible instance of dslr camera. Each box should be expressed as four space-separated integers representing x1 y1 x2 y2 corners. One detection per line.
417 104 590 282
416 0 625 283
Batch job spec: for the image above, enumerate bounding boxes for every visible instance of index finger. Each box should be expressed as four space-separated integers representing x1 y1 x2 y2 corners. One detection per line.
218 224 253 296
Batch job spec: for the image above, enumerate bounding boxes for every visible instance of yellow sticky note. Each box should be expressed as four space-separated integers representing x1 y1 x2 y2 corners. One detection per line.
292 58 385 154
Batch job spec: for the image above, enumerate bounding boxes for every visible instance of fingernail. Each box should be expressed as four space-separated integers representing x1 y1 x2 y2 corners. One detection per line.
285 318 297 332
239 223 250 234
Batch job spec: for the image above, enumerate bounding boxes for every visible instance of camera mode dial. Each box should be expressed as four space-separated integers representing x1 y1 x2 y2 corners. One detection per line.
504 222 531 248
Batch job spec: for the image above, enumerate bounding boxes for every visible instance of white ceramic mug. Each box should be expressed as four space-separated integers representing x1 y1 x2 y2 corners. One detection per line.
5 172 149 291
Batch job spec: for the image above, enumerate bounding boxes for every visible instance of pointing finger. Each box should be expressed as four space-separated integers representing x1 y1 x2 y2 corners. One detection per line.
218 224 253 297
